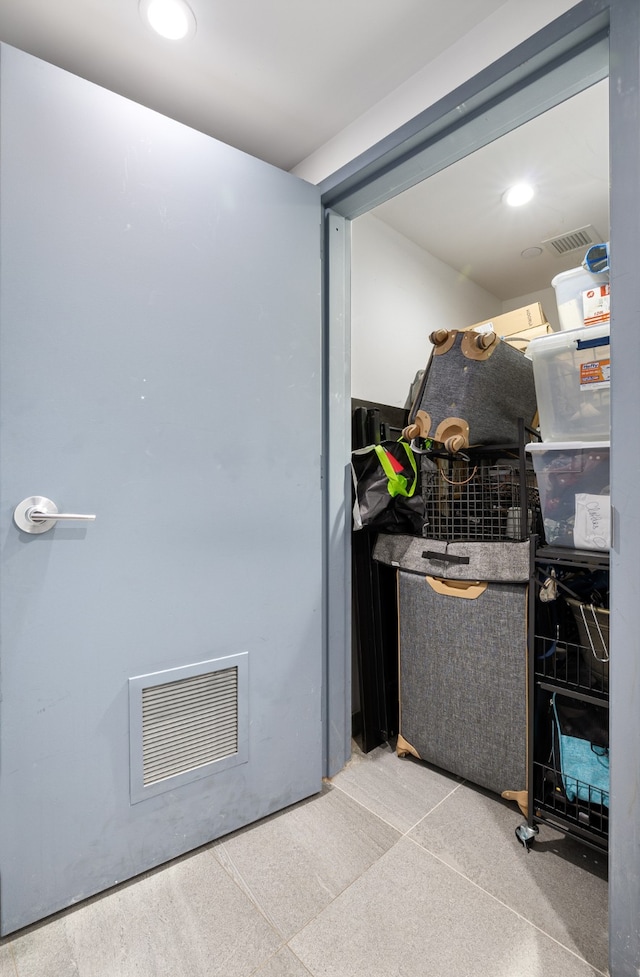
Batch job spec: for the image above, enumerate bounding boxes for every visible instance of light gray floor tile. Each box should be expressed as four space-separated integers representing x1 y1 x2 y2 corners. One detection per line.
251 947 312 977
1 744 611 977
408 782 608 974
214 784 400 940
0 946 18 977
331 741 462 832
290 838 602 977
4 918 79 977
8 850 281 977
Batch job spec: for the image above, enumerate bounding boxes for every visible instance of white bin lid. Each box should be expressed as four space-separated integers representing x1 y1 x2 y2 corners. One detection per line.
526 440 610 453
525 322 610 359
551 266 610 287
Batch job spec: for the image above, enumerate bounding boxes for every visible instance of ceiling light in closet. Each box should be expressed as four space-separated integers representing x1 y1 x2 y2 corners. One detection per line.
140 0 197 40
503 183 535 207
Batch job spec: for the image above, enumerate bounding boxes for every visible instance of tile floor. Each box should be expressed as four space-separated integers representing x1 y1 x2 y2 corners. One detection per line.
0 741 609 977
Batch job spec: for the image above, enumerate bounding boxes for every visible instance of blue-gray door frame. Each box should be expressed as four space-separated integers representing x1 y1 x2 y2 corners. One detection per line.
321 1 639 973
322 209 351 781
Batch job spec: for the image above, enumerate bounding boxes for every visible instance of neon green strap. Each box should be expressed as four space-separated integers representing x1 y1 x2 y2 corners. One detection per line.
374 441 417 498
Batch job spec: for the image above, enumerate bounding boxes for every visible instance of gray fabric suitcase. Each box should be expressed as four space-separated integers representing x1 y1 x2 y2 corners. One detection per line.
405 329 538 450
374 534 529 804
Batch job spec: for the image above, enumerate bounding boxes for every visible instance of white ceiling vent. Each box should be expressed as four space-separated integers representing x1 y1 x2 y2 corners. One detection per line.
129 653 249 802
542 225 604 258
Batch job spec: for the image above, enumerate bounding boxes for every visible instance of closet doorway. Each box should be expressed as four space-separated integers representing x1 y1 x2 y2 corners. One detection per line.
349 78 610 750
322 2 612 777
321 1 640 972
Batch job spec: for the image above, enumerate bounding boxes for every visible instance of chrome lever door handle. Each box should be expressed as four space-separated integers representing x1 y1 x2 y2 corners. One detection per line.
14 496 96 534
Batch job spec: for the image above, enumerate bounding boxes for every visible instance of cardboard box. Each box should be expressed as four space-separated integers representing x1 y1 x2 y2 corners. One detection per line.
504 322 553 353
463 302 548 339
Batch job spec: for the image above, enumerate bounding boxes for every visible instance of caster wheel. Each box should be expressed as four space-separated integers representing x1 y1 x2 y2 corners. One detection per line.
515 823 539 852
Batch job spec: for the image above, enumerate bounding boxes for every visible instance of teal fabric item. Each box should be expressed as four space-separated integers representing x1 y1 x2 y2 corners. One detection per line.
553 695 609 807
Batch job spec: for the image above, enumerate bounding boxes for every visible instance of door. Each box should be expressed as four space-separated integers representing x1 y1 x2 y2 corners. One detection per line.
0 45 323 935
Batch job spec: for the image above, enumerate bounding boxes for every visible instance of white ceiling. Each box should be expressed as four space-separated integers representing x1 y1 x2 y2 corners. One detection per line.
0 0 507 171
0 0 609 300
371 78 610 301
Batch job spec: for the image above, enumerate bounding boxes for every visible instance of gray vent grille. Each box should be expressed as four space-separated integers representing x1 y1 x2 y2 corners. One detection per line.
542 225 603 257
141 667 238 786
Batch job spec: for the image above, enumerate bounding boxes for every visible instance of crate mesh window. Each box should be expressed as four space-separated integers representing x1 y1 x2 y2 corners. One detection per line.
421 457 540 542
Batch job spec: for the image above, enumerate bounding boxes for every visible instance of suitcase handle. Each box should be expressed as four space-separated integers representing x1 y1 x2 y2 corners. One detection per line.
425 577 487 599
422 551 470 565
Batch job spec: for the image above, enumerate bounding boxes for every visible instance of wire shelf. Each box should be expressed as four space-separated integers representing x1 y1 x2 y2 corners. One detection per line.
533 759 609 849
534 634 609 698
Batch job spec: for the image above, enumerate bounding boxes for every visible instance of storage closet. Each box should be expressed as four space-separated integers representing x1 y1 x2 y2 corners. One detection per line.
342 7 640 964
350 248 611 847
349 75 610 845
352 309 612 846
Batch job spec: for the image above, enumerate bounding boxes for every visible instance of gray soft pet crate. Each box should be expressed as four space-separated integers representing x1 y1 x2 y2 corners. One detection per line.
373 534 530 807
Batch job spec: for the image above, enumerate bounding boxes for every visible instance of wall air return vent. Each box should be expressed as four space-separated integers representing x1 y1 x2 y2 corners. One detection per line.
129 653 248 803
542 225 604 258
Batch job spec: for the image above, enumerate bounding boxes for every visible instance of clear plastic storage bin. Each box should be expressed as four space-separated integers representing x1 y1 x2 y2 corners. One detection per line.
526 323 610 442
526 441 610 550
552 266 609 331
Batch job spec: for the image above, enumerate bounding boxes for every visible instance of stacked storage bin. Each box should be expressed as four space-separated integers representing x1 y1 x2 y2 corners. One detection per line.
522 249 611 850
526 258 611 552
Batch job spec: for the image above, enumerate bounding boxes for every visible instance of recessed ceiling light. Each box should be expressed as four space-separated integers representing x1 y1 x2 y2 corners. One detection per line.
140 0 196 40
503 183 535 207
